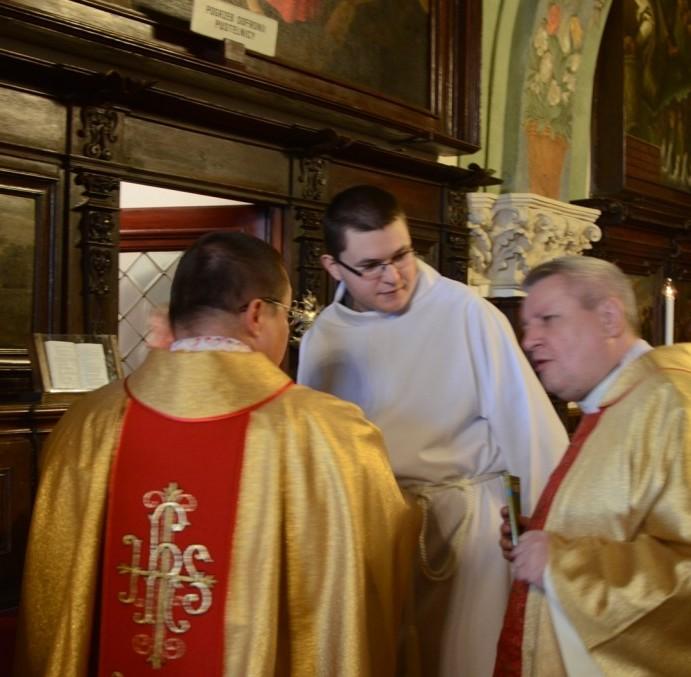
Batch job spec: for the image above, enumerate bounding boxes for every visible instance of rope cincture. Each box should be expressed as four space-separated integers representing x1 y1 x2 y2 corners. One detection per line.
403 472 502 581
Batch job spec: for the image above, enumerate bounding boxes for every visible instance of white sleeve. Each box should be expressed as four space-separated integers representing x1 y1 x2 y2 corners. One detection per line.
466 298 568 512
544 568 604 677
296 326 315 386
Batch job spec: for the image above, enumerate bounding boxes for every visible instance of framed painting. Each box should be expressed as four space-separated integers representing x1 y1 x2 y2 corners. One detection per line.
233 0 432 109
122 0 482 154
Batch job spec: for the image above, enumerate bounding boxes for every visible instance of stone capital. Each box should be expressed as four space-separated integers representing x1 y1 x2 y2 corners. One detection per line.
467 192 601 297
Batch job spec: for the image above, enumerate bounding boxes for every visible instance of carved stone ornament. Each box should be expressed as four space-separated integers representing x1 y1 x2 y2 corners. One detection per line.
466 193 602 297
78 105 119 160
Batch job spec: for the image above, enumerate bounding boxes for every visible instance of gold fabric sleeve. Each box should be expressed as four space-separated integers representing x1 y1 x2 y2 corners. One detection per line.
532 344 691 676
225 383 420 676
13 382 128 677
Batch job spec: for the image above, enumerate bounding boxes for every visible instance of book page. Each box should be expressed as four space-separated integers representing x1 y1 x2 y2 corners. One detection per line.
44 340 82 390
75 342 109 390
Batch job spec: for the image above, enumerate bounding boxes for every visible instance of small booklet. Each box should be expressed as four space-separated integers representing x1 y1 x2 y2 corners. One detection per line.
44 340 110 391
501 472 522 547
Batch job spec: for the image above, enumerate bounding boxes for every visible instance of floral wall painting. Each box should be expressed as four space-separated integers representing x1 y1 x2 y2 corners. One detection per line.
506 0 610 201
623 0 691 192
524 2 584 198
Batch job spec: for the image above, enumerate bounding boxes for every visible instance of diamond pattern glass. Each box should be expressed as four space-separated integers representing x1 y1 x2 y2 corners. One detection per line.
118 251 182 375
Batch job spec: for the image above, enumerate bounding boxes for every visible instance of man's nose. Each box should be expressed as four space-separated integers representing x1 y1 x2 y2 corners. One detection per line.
379 261 402 283
521 324 541 352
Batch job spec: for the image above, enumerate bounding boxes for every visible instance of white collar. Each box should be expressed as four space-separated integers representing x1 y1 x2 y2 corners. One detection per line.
577 339 652 413
169 336 252 353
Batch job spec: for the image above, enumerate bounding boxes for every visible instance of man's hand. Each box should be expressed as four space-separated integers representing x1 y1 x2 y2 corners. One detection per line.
511 530 549 590
498 505 530 561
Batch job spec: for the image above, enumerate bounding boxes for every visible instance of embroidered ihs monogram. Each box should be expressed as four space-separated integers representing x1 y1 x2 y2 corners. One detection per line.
117 482 215 669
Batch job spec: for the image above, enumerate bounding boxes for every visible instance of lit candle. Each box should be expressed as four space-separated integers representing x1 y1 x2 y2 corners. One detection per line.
662 278 676 346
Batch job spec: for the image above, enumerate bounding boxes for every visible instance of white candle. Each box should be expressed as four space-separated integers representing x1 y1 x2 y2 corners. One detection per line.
663 278 675 346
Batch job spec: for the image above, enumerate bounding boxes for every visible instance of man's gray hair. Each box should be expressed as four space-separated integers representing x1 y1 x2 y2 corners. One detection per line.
523 256 640 333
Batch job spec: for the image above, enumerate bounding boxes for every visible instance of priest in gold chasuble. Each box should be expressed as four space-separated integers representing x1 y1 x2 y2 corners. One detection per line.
14 232 418 677
495 256 691 677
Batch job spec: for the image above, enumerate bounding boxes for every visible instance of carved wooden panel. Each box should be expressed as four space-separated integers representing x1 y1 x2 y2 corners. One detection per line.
122 116 291 200
73 171 121 335
78 105 119 161
0 87 67 153
0 166 61 398
441 188 470 283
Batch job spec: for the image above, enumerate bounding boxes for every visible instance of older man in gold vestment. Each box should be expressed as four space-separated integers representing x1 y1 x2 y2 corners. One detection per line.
495 256 691 676
14 232 418 677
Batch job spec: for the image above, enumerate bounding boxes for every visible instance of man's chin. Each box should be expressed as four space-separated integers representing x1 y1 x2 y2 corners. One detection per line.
378 293 412 314
543 381 573 403
351 289 412 313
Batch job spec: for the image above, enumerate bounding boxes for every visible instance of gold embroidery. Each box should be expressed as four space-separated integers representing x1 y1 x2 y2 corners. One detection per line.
118 482 215 669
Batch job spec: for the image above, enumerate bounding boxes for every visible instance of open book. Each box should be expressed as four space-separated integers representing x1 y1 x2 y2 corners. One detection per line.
44 340 110 391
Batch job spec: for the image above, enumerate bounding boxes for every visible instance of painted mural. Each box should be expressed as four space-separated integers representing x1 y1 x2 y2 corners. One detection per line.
520 1 607 199
623 0 691 192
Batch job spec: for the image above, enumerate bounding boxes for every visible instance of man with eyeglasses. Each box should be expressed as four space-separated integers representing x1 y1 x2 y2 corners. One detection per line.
297 185 568 677
14 231 418 677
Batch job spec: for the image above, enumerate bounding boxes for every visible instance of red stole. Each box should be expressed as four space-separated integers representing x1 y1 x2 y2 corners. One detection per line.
97 389 281 676
493 411 604 677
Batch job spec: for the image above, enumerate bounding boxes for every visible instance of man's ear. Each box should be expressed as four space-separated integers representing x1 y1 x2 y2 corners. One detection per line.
320 254 343 282
598 297 626 337
242 298 264 338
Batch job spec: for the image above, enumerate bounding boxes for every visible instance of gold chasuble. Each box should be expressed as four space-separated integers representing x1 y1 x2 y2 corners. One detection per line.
496 343 691 676
14 350 418 677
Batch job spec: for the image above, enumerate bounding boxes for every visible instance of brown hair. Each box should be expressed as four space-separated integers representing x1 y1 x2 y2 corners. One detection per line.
524 255 640 333
169 231 288 332
323 185 406 256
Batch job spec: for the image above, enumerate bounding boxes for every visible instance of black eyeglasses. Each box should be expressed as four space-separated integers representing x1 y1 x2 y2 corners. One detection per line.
238 297 300 327
334 247 416 280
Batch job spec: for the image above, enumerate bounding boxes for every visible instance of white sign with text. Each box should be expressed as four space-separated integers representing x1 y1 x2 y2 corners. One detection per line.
191 0 278 56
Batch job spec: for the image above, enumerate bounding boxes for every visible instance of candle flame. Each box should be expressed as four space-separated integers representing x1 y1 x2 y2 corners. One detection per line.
662 278 677 300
